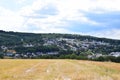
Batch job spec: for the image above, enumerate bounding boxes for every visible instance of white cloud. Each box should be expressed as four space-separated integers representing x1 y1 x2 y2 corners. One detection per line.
88 29 120 39
93 0 120 12
32 27 70 33
0 6 33 32
18 0 100 32
16 0 27 4
0 0 120 39
0 7 25 31
19 0 120 27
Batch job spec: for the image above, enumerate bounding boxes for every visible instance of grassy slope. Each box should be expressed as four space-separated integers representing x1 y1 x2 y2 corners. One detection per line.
0 59 120 80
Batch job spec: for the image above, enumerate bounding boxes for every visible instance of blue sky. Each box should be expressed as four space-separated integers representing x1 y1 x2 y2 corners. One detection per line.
0 0 120 39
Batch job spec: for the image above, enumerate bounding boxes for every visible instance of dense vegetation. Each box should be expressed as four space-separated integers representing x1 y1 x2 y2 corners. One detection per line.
0 30 120 46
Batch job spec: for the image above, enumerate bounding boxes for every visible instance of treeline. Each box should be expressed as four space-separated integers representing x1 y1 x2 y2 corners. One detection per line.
0 51 120 63
15 45 59 53
34 53 120 63
92 56 120 63
34 53 88 60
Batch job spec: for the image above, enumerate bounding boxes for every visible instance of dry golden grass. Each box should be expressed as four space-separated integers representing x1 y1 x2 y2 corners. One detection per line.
0 59 120 80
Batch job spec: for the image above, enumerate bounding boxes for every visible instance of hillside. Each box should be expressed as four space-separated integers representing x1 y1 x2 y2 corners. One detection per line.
0 59 120 80
0 30 120 61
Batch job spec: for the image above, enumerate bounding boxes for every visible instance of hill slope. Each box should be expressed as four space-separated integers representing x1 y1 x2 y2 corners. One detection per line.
0 30 120 60
0 30 120 46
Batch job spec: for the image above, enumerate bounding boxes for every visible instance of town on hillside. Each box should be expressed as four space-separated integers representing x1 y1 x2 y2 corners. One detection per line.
0 31 120 62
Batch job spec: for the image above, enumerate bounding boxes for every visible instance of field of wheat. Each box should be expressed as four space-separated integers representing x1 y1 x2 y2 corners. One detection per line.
0 59 120 80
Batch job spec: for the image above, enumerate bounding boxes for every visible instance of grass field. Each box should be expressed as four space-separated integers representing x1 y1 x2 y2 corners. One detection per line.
0 59 120 80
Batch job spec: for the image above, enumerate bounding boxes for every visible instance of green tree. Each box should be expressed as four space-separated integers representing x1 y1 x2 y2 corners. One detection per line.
0 52 4 59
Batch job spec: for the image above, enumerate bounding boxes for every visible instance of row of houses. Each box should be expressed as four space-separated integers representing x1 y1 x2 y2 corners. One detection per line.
88 52 120 59
109 52 120 57
4 50 120 59
4 51 59 58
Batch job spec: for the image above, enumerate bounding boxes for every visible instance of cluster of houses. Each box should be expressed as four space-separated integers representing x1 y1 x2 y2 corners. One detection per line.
20 38 110 52
1 45 59 58
109 52 120 57
4 51 59 58
87 52 120 59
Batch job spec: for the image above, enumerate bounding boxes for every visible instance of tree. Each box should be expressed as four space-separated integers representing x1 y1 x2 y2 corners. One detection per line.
70 53 77 59
0 52 4 59
116 57 120 63
95 56 105 61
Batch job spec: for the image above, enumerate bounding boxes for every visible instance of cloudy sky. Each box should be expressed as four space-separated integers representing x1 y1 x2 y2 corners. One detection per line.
0 0 120 39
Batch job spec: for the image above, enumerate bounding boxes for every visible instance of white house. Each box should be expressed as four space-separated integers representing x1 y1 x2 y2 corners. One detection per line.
109 52 120 57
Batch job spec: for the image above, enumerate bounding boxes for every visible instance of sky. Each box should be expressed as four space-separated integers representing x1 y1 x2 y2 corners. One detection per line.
0 0 120 39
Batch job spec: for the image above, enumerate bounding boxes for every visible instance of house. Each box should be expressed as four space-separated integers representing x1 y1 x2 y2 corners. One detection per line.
5 52 14 57
7 50 16 54
87 55 93 59
36 52 43 55
87 53 103 59
23 44 34 47
71 47 77 51
47 52 58 55
14 54 21 58
1 46 7 51
95 54 103 58
109 52 120 57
